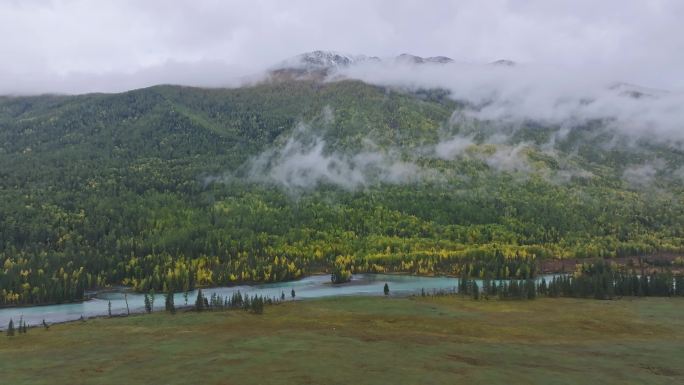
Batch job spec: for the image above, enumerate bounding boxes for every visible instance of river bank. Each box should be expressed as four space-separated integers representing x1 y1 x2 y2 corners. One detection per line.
0 273 562 329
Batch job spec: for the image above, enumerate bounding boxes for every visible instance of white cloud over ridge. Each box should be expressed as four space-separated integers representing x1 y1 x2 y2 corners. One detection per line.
337 60 684 146
2 0 684 94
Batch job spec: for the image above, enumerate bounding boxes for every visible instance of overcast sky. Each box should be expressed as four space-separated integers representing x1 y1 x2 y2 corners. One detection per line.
1 0 683 94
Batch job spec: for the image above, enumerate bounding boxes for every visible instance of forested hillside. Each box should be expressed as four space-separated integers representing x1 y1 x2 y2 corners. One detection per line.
1 79 682 305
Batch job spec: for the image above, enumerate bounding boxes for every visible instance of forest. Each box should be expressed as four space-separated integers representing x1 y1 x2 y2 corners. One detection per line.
0 79 683 305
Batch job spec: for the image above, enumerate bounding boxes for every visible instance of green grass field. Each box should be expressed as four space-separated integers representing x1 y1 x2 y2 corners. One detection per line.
1 296 683 385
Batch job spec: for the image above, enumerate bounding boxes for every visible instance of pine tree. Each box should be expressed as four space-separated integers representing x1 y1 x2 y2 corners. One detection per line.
232 290 243 308
538 278 547 296
291 288 296 300
251 295 264 314
149 290 156 309
144 294 152 313
7 319 14 337
383 283 390 296
281 291 285 301
195 289 204 311
526 279 536 300
165 291 176 314
675 275 684 296
124 293 130 315
108 300 112 317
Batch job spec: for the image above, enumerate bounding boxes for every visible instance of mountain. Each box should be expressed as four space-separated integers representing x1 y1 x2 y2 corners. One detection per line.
269 50 377 78
269 50 455 78
607 82 668 99
490 59 516 66
278 50 380 69
395 53 455 64
0 60 682 306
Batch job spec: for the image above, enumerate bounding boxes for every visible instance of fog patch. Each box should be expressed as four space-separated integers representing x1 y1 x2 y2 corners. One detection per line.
622 160 665 187
246 124 437 191
336 60 684 148
479 144 533 173
243 118 594 191
435 135 476 159
672 167 684 184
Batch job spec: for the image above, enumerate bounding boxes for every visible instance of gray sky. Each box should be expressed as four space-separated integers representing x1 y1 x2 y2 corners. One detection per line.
1 0 683 94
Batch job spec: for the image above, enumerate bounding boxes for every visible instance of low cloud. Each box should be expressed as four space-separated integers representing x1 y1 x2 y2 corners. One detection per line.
623 163 660 187
337 60 684 148
0 60 254 95
434 135 476 159
622 159 684 187
245 124 437 191
240 116 590 191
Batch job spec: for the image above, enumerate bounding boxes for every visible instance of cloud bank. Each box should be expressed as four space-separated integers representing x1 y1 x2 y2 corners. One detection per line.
2 0 684 93
240 115 596 191
337 60 684 146
245 124 436 190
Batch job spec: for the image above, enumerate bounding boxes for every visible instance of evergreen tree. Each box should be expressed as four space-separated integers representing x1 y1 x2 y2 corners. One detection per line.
108 300 112 317
675 275 684 296
281 291 285 301
195 289 204 311
232 290 243 308
124 293 130 315
472 282 480 300
291 288 296 300
383 283 390 296
165 291 176 314
144 294 152 313
526 279 536 300
7 319 14 337
251 295 264 314
538 278 547 296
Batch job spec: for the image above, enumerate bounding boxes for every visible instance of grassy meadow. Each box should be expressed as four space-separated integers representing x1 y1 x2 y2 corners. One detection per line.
1 296 683 385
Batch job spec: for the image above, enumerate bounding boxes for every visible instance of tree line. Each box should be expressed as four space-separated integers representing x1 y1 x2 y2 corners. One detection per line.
448 262 684 300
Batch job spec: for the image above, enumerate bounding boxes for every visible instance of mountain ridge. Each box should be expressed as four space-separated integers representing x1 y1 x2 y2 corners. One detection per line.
0 76 682 306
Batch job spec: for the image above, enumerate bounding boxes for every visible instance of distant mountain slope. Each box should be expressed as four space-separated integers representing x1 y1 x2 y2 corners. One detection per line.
0 71 682 306
268 50 458 78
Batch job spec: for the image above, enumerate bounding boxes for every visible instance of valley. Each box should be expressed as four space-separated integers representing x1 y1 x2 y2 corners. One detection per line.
1 79 682 307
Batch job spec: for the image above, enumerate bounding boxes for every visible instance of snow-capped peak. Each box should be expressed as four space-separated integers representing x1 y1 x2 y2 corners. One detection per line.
275 50 379 71
395 53 454 64
272 51 457 75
